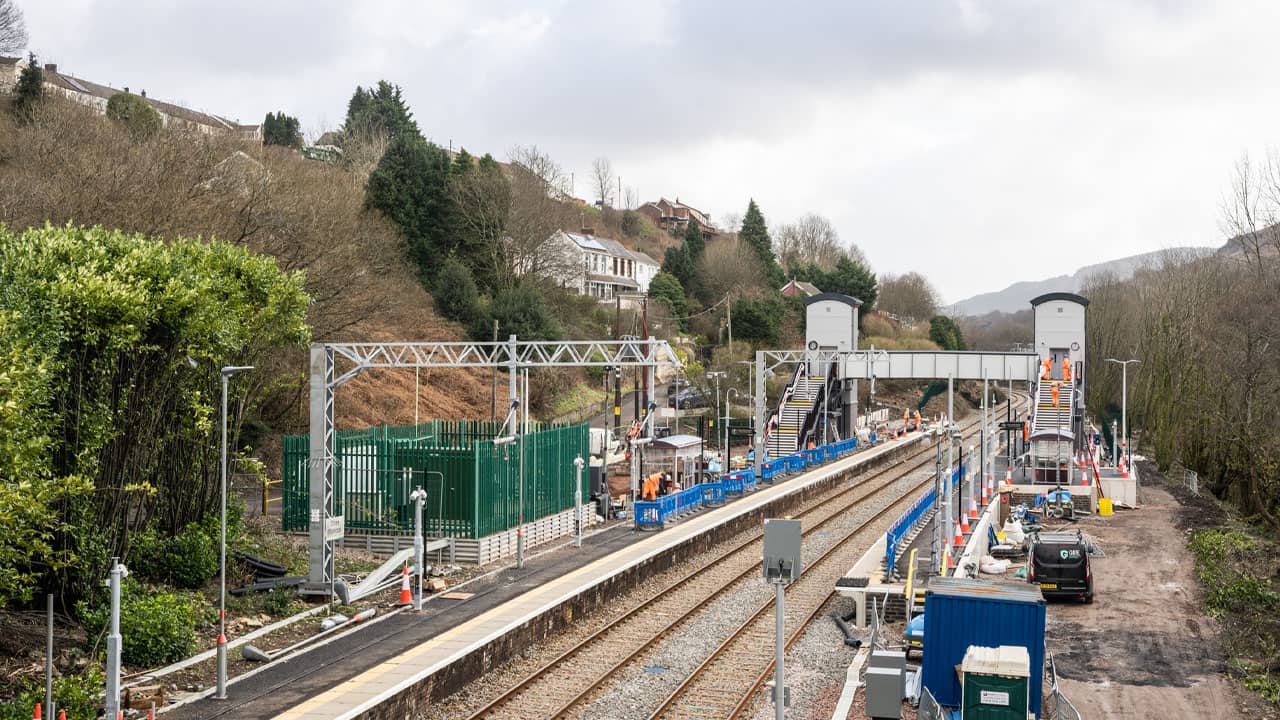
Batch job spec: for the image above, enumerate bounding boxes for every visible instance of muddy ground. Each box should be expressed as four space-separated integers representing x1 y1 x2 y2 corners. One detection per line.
1045 466 1275 719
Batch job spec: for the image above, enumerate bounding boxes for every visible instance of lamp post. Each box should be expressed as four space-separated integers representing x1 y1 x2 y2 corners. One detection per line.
1105 358 1140 467
217 365 253 700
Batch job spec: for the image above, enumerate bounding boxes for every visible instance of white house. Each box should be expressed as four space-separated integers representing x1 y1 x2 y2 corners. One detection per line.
541 230 661 300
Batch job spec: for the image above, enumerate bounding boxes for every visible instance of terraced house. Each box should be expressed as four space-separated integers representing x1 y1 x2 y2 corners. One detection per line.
545 229 661 300
0 56 261 140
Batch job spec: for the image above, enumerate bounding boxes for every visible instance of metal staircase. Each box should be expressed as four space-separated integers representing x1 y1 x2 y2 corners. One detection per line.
766 372 826 457
1032 379 1074 435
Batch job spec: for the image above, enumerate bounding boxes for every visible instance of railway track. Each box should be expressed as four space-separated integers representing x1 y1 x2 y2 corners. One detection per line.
465 396 1027 720
651 396 1030 720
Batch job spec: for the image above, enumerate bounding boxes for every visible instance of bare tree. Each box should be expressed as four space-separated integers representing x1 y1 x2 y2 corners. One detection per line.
502 145 580 288
878 272 940 324
699 234 768 300
775 213 861 271
591 156 614 209
0 0 27 55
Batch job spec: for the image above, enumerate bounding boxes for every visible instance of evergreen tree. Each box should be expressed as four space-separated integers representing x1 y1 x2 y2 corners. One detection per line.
477 153 501 172
262 111 303 148
731 293 786 345
11 52 42 122
739 200 784 287
365 134 453 277
683 219 705 259
648 272 689 331
662 245 695 288
432 257 485 329
929 315 966 351
489 283 561 340
822 255 878 308
342 80 420 140
106 92 162 141
451 148 474 175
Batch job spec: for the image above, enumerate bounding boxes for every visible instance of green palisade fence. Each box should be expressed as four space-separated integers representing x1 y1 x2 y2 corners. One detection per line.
282 420 589 539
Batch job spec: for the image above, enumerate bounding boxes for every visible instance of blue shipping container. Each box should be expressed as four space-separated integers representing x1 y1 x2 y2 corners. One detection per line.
922 577 1046 717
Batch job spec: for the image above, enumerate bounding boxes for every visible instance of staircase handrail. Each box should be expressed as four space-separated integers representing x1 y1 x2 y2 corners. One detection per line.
763 362 806 448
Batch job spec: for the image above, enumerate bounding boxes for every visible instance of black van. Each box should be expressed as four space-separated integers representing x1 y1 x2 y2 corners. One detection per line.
1029 531 1093 603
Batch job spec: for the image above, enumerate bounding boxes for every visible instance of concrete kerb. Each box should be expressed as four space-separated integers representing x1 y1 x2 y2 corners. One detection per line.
321 436 929 720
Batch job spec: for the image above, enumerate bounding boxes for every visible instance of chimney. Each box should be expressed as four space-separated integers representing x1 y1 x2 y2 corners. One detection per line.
141 89 146 98
43 63 56 73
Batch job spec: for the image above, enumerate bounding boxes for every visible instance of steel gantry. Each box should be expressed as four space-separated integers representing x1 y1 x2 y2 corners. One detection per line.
304 336 681 597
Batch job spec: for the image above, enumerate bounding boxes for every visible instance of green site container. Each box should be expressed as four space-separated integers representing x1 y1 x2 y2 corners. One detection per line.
960 645 1030 720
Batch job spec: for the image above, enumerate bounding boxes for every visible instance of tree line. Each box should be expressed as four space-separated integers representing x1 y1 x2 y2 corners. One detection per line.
1085 155 1280 529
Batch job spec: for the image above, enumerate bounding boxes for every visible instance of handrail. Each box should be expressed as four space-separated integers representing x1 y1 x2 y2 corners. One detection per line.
762 362 806 448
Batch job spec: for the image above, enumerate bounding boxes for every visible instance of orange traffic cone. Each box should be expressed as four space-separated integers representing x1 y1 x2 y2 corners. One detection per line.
961 512 970 533
968 497 978 520
1120 457 1128 479
982 482 989 504
954 521 964 545
397 564 412 605
1005 467 1013 486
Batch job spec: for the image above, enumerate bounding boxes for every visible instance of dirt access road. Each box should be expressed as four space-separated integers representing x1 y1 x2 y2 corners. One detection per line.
1046 469 1272 719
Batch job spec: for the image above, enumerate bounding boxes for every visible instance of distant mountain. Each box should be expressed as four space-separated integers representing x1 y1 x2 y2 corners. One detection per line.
949 247 1215 316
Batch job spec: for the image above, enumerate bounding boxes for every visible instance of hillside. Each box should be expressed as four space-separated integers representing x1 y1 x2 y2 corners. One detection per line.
950 247 1215 315
0 97 493 442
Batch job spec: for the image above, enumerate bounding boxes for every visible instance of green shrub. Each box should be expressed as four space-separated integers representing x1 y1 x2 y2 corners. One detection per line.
0 668 102 720
165 524 219 589
80 580 200 667
106 92 162 140
262 583 295 616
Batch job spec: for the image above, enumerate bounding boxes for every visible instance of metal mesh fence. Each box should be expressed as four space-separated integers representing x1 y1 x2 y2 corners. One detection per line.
282 420 588 538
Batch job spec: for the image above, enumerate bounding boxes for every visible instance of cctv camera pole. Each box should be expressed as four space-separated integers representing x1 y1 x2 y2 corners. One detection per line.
409 485 427 610
573 455 585 548
105 558 128 719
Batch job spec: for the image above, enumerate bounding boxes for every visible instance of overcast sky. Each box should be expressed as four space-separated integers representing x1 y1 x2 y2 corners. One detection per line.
22 1 1278 302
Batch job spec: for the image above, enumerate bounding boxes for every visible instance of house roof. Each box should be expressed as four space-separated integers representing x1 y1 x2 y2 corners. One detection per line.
587 273 639 289
782 279 821 296
1029 292 1089 308
561 231 608 252
626 248 659 267
40 67 259 134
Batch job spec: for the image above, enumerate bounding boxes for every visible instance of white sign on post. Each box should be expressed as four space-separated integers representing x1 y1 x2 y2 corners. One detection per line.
324 515 345 541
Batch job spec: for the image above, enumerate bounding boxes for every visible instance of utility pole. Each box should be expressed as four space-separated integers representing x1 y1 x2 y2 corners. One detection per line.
726 300 733 354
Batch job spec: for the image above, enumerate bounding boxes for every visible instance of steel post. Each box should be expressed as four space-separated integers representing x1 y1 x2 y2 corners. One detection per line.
774 581 786 720
574 456 584 548
45 593 53 719
410 485 426 611
105 559 127 718
217 372 228 699
754 352 767 479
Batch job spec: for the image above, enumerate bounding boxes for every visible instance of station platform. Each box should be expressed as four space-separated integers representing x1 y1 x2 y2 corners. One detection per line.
175 431 929 720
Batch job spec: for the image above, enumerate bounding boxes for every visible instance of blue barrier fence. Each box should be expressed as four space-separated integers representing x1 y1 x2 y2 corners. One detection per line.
633 434 865 529
884 463 964 576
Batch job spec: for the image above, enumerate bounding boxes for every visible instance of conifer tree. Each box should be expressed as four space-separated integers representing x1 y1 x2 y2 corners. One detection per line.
739 199 783 287
11 52 42 123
